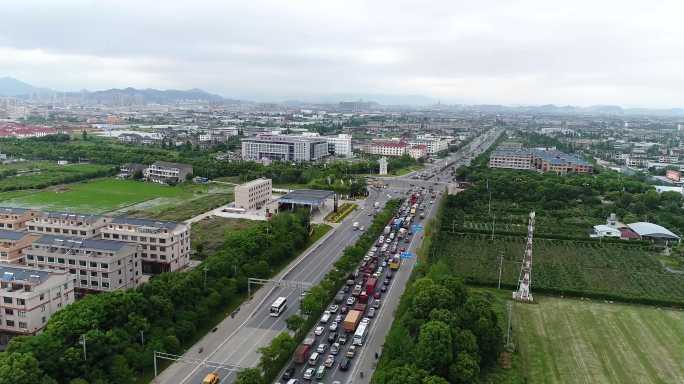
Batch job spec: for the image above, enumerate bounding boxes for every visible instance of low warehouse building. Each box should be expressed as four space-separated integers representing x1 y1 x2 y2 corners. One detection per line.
626 222 680 244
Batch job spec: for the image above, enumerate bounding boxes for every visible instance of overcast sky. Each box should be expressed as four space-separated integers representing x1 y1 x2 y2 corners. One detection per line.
2 0 684 107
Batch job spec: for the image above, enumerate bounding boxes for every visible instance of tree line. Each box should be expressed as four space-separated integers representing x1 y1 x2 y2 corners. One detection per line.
0 211 312 384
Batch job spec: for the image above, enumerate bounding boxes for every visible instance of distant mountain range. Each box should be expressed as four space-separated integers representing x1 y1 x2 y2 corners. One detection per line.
76 87 225 104
0 77 53 96
3 76 684 116
0 77 226 104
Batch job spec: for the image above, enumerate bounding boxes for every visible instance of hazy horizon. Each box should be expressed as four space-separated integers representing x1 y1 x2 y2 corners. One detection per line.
3 1 684 108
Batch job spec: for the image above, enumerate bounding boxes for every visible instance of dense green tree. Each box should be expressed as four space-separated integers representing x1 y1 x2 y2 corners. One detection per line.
235 368 264 384
448 353 480 384
416 320 453 375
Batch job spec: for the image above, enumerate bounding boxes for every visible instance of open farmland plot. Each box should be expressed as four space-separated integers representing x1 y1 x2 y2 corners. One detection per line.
0 178 197 213
433 233 684 304
0 161 115 191
513 296 684 384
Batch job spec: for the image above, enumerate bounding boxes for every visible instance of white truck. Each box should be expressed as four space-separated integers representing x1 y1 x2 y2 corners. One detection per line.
353 222 359 230
374 202 380 209
384 226 391 235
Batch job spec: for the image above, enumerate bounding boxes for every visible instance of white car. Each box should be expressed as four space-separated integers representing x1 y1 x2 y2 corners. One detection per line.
361 317 371 324
314 326 325 336
346 296 355 305
330 342 340 355
304 367 315 380
317 343 328 354
335 314 343 323
328 304 339 313
329 321 338 331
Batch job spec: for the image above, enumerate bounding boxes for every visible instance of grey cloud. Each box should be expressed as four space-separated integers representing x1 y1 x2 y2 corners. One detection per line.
1 0 684 106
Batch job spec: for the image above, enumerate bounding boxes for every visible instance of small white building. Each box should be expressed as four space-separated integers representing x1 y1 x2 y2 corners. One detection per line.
325 134 352 157
591 224 621 238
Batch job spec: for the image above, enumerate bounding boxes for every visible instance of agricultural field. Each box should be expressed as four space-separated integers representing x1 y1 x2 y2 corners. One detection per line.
0 178 217 214
512 296 684 384
432 233 684 304
0 161 115 191
190 216 257 258
125 187 233 221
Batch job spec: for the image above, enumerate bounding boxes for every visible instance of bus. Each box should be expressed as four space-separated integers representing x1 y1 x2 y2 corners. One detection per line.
270 296 287 317
353 321 369 346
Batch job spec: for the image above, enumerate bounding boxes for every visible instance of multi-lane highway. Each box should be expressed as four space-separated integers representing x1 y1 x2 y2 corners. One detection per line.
153 129 502 384
274 129 502 384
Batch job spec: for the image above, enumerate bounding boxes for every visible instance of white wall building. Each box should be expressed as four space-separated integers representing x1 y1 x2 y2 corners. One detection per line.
0 264 73 336
325 134 353 157
24 235 141 294
235 178 273 210
100 217 190 274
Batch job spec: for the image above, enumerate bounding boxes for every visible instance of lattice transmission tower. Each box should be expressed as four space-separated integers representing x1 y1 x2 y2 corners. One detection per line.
513 211 535 302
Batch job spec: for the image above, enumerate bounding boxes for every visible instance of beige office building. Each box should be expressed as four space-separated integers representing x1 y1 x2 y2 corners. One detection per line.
27 212 110 238
24 235 141 294
0 207 40 230
234 178 272 210
100 217 190 274
0 264 73 336
0 230 40 264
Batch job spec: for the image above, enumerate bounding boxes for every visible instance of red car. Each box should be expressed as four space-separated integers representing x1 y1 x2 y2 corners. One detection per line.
400 247 406 252
373 292 381 299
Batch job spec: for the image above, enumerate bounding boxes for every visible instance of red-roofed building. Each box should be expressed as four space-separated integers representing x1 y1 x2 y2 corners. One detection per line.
0 123 57 139
368 140 408 157
618 227 640 240
366 140 427 159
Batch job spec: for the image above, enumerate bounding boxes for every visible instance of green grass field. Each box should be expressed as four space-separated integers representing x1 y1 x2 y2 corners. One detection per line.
0 178 199 213
513 296 684 384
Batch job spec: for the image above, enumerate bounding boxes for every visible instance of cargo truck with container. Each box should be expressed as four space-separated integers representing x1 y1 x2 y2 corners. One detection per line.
343 310 362 333
353 302 367 313
294 344 311 364
365 277 377 295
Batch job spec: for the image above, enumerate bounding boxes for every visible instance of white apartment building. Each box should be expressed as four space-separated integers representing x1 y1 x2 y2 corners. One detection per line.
27 212 110 238
100 217 190 274
144 161 193 184
407 144 428 160
24 235 141 294
367 141 407 157
325 134 353 157
413 134 449 155
0 264 73 336
234 178 272 210
241 134 330 162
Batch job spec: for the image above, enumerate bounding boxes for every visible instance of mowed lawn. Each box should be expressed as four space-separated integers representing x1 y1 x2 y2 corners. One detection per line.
513 296 684 384
0 178 193 213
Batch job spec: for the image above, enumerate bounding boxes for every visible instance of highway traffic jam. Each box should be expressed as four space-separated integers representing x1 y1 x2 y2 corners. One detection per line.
275 187 436 384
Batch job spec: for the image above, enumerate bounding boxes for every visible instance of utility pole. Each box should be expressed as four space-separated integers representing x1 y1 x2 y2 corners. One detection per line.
79 334 87 360
498 250 504 289
140 330 145 345
203 267 209 290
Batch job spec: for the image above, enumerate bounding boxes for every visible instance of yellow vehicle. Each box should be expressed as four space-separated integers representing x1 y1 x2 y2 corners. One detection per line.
389 254 401 270
202 373 220 384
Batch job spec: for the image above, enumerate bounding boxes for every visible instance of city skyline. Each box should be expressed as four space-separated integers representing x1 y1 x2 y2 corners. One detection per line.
2 1 684 107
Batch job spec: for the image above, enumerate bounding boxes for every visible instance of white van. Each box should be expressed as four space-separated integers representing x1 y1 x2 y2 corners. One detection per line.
308 352 320 366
